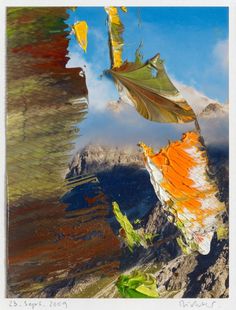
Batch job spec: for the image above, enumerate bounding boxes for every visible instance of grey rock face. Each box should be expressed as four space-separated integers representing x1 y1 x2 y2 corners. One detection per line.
67 144 158 226
153 240 228 298
196 243 228 298
67 143 229 298
155 254 198 297
68 144 143 177
141 143 229 298
199 102 228 118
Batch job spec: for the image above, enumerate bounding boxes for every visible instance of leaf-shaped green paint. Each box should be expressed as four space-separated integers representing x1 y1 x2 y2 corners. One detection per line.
112 201 145 251
112 201 157 251
116 270 159 298
109 53 196 123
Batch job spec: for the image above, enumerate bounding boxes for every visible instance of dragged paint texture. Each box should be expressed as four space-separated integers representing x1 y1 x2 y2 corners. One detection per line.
139 131 226 255
7 8 88 203
108 53 196 123
6 6 229 299
105 7 127 69
6 7 121 298
105 7 196 123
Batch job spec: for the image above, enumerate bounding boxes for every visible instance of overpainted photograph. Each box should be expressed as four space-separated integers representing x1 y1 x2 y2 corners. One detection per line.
6 6 229 298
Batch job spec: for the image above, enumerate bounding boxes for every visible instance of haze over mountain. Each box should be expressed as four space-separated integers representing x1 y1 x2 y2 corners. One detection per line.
173 80 227 116
77 80 228 152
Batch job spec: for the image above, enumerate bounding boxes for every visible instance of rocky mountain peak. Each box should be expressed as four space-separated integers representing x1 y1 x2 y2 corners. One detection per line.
199 102 228 118
69 144 144 176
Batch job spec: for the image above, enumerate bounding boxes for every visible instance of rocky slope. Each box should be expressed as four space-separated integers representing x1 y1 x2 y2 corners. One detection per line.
68 144 143 177
153 238 228 298
66 142 229 298
67 144 157 224
143 142 229 298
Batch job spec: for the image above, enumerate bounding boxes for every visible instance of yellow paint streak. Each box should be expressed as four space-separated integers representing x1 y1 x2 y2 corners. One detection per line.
106 7 122 25
105 7 126 69
120 6 128 13
73 21 88 52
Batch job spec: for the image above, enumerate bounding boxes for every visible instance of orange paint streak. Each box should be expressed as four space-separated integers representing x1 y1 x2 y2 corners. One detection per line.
143 131 223 227
84 193 104 205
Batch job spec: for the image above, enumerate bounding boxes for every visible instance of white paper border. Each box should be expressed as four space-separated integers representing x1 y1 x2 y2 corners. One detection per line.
1 1 235 310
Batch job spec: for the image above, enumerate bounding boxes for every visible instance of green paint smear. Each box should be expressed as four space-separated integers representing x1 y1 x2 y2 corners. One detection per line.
7 8 67 48
6 7 88 204
217 224 228 240
8 76 42 100
112 201 145 251
112 201 157 251
7 104 87 204
109 53 196 123
116 270 159 298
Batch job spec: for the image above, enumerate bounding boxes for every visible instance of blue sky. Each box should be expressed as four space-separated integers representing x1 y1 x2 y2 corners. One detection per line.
66 7 229 150
67 6 228 102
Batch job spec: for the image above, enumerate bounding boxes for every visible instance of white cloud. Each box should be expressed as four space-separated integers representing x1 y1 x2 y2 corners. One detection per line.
173 79 220 115
67 41 228 151
199 114 228 146
213 39 228 73
67 50 117 112
67 47 222 116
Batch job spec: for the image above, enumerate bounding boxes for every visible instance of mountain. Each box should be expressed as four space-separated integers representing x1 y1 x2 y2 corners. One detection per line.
199 102 228 118
65 143 228 298
68 144 143 177
67 144 157 225
173 80 220 115
174 81 229 119
107 80 228 120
